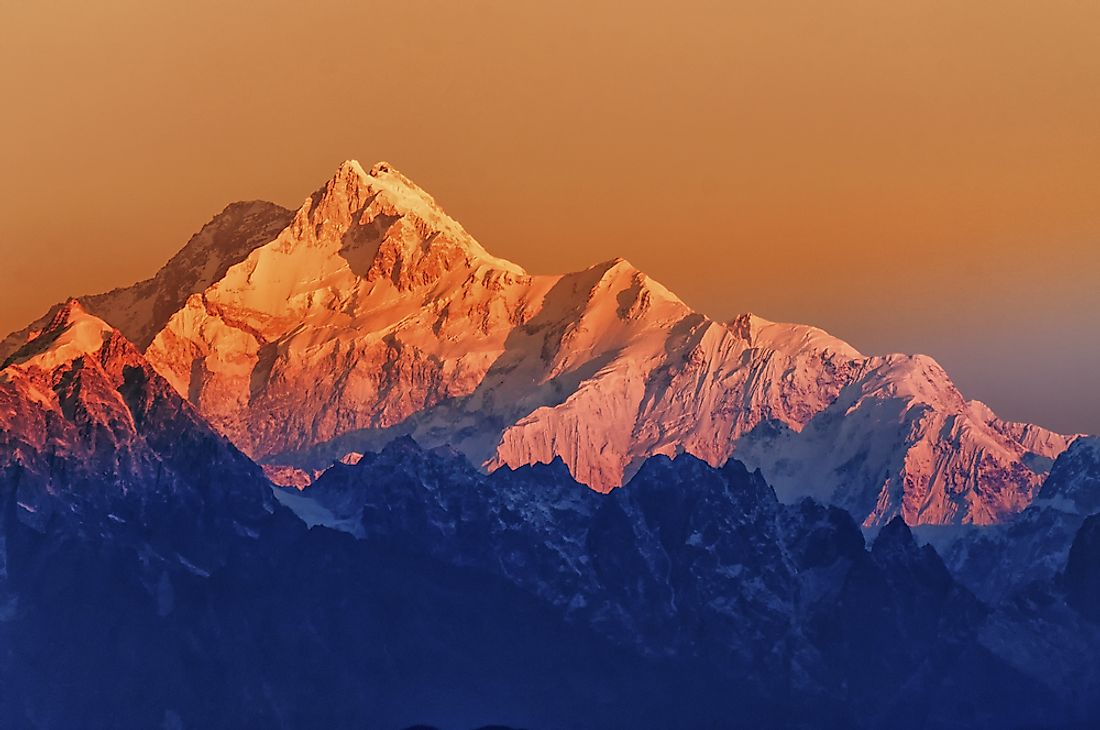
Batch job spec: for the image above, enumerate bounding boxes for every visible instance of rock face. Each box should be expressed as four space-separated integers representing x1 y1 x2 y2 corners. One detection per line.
929 436 1100 601
1067 511 1100 624
0 300 274 571
1038 435 1100 514
5 161 1073 525
288 439 1077 728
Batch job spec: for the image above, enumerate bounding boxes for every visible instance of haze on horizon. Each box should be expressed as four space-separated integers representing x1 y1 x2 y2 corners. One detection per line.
1 0 1097 435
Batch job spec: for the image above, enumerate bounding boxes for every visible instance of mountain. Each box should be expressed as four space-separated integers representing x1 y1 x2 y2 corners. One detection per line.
928 435 1100 601
1067 510 1100 624
5 161 1073 525
282 439 1074 728
0 299 1094 725
0 305 734 729
0 200 293 360
1038 435 1100 513
0 299 275 563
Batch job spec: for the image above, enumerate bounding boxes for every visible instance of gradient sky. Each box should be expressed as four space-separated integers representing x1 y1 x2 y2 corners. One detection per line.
1 1 1097 434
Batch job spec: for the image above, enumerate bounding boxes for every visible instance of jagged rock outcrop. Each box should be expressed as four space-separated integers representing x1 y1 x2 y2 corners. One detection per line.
1066 511 1100 624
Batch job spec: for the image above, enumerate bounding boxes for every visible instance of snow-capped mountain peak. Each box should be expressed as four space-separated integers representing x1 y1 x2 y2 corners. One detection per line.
295 159 525 282
3 299 114 372
727 312 863 359
2 161 1078 526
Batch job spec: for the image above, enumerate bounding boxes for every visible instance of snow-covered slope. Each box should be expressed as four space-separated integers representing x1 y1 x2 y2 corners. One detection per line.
731 356 1077 525
4 161 1074 526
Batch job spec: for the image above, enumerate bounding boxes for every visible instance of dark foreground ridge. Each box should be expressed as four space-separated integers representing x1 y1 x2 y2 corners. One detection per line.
4 418 1100 727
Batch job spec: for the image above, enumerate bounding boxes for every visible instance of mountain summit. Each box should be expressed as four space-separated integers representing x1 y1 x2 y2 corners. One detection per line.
0 302 272 551
289 159 525 287
3 160 1076 526
3 299 113 371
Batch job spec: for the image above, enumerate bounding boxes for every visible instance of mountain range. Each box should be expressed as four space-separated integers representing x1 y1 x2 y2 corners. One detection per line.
0 161 1077 527
1 160 1097 729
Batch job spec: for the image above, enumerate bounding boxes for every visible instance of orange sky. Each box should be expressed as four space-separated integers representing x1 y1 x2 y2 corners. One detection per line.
1 0 1097 434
